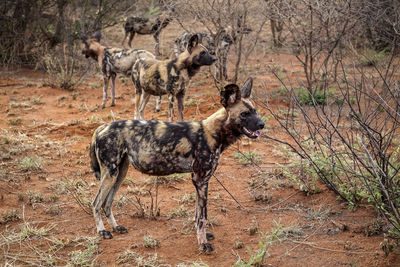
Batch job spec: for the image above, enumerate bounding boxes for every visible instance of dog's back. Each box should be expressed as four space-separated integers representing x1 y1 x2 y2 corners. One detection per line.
90 120 204 176
132 56 183 96
102 48 154 76
124 15 171 35
124 16 154 34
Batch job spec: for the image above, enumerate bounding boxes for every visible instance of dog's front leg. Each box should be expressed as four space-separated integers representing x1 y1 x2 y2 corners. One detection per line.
154 96 162 112
138 91 151 120
110 73 116 106
101 76 110 108
154 32 161 56
176 85 185 121
168 94 175 122
192 172 213 252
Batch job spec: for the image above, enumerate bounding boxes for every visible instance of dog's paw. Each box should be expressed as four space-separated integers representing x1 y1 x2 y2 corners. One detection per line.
99 230 113 239
114 225 128 234
110 102 115 107
200 242 214 253
206 232 215 241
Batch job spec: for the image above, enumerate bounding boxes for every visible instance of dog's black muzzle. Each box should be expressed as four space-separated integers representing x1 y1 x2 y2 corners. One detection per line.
242 116 265 139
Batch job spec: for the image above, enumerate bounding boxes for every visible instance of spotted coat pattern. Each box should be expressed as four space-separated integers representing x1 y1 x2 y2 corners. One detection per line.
82 33 155 108
122 13 172 56
174 17 252 81
131 35 216 122
90 77 265 252
174 30 232 82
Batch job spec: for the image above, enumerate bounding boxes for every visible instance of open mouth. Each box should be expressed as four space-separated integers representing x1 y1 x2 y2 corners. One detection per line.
243 127 261 139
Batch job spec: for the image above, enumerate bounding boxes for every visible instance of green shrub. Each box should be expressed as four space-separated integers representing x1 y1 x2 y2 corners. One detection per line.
358 48 388 67
295 87 330 106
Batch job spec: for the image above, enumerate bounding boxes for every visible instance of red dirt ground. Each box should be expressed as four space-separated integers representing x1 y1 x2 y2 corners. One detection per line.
0 21 399 266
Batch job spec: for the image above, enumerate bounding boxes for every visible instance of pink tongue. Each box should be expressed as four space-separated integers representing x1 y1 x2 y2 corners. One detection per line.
254 131 260 137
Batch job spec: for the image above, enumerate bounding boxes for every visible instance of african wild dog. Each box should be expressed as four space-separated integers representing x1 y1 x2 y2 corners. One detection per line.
174 32 216 57
132 34 216 122
81 32 155 109
89 77 265 252
122 11 172 56
174 20 252 81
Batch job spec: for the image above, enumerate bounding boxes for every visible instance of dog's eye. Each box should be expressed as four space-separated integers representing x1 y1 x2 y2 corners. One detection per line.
200 51 206 56
240 111 249 118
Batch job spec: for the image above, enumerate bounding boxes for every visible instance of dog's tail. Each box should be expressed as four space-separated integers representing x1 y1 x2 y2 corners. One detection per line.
89 130 101 180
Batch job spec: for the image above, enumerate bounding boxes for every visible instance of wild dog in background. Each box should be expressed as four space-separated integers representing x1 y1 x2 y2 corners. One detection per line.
174 29 231 82
174 19 252 81
81 31 155 108
174 32 216 57
89 77 265 252
122 11 172 56
131 35 216 122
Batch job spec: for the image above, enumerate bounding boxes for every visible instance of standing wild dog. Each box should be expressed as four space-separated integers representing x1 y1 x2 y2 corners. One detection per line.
81 32 155 109
174 20 252 81
122 12 172 56
89 77 265 252
132 34 216 121
174 29 231 82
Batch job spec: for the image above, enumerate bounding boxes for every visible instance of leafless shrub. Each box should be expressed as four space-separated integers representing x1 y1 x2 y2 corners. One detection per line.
264 0 358 91
261 46 400 239
0 0 131 66
356 0 400 51
40 43 94 90
127 180 162 219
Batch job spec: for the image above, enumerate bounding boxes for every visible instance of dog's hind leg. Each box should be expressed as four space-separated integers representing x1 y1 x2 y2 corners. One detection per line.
93 168 117 239
101 76 110 108
110 73 116 106
138 91 151 120
103 156 129 234
128 31 135 48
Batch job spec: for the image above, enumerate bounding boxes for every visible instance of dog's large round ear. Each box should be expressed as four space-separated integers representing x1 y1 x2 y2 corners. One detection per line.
187 34 199 54
241 77 253 99
220 84 241 108
93 31 102 42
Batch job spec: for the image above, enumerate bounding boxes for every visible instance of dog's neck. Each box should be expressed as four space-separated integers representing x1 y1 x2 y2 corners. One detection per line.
202 108 242 152
174 51 191 70
186 63 201 78
87 40 105 65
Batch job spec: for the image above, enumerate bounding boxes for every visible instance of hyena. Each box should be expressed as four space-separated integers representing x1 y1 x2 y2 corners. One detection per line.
131 34 216 122
81 31 155 109
89 77 265 252
122 11 172 56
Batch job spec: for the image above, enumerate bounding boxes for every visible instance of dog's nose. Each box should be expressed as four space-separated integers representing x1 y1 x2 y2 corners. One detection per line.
211 56 217 62
257 120 265 129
